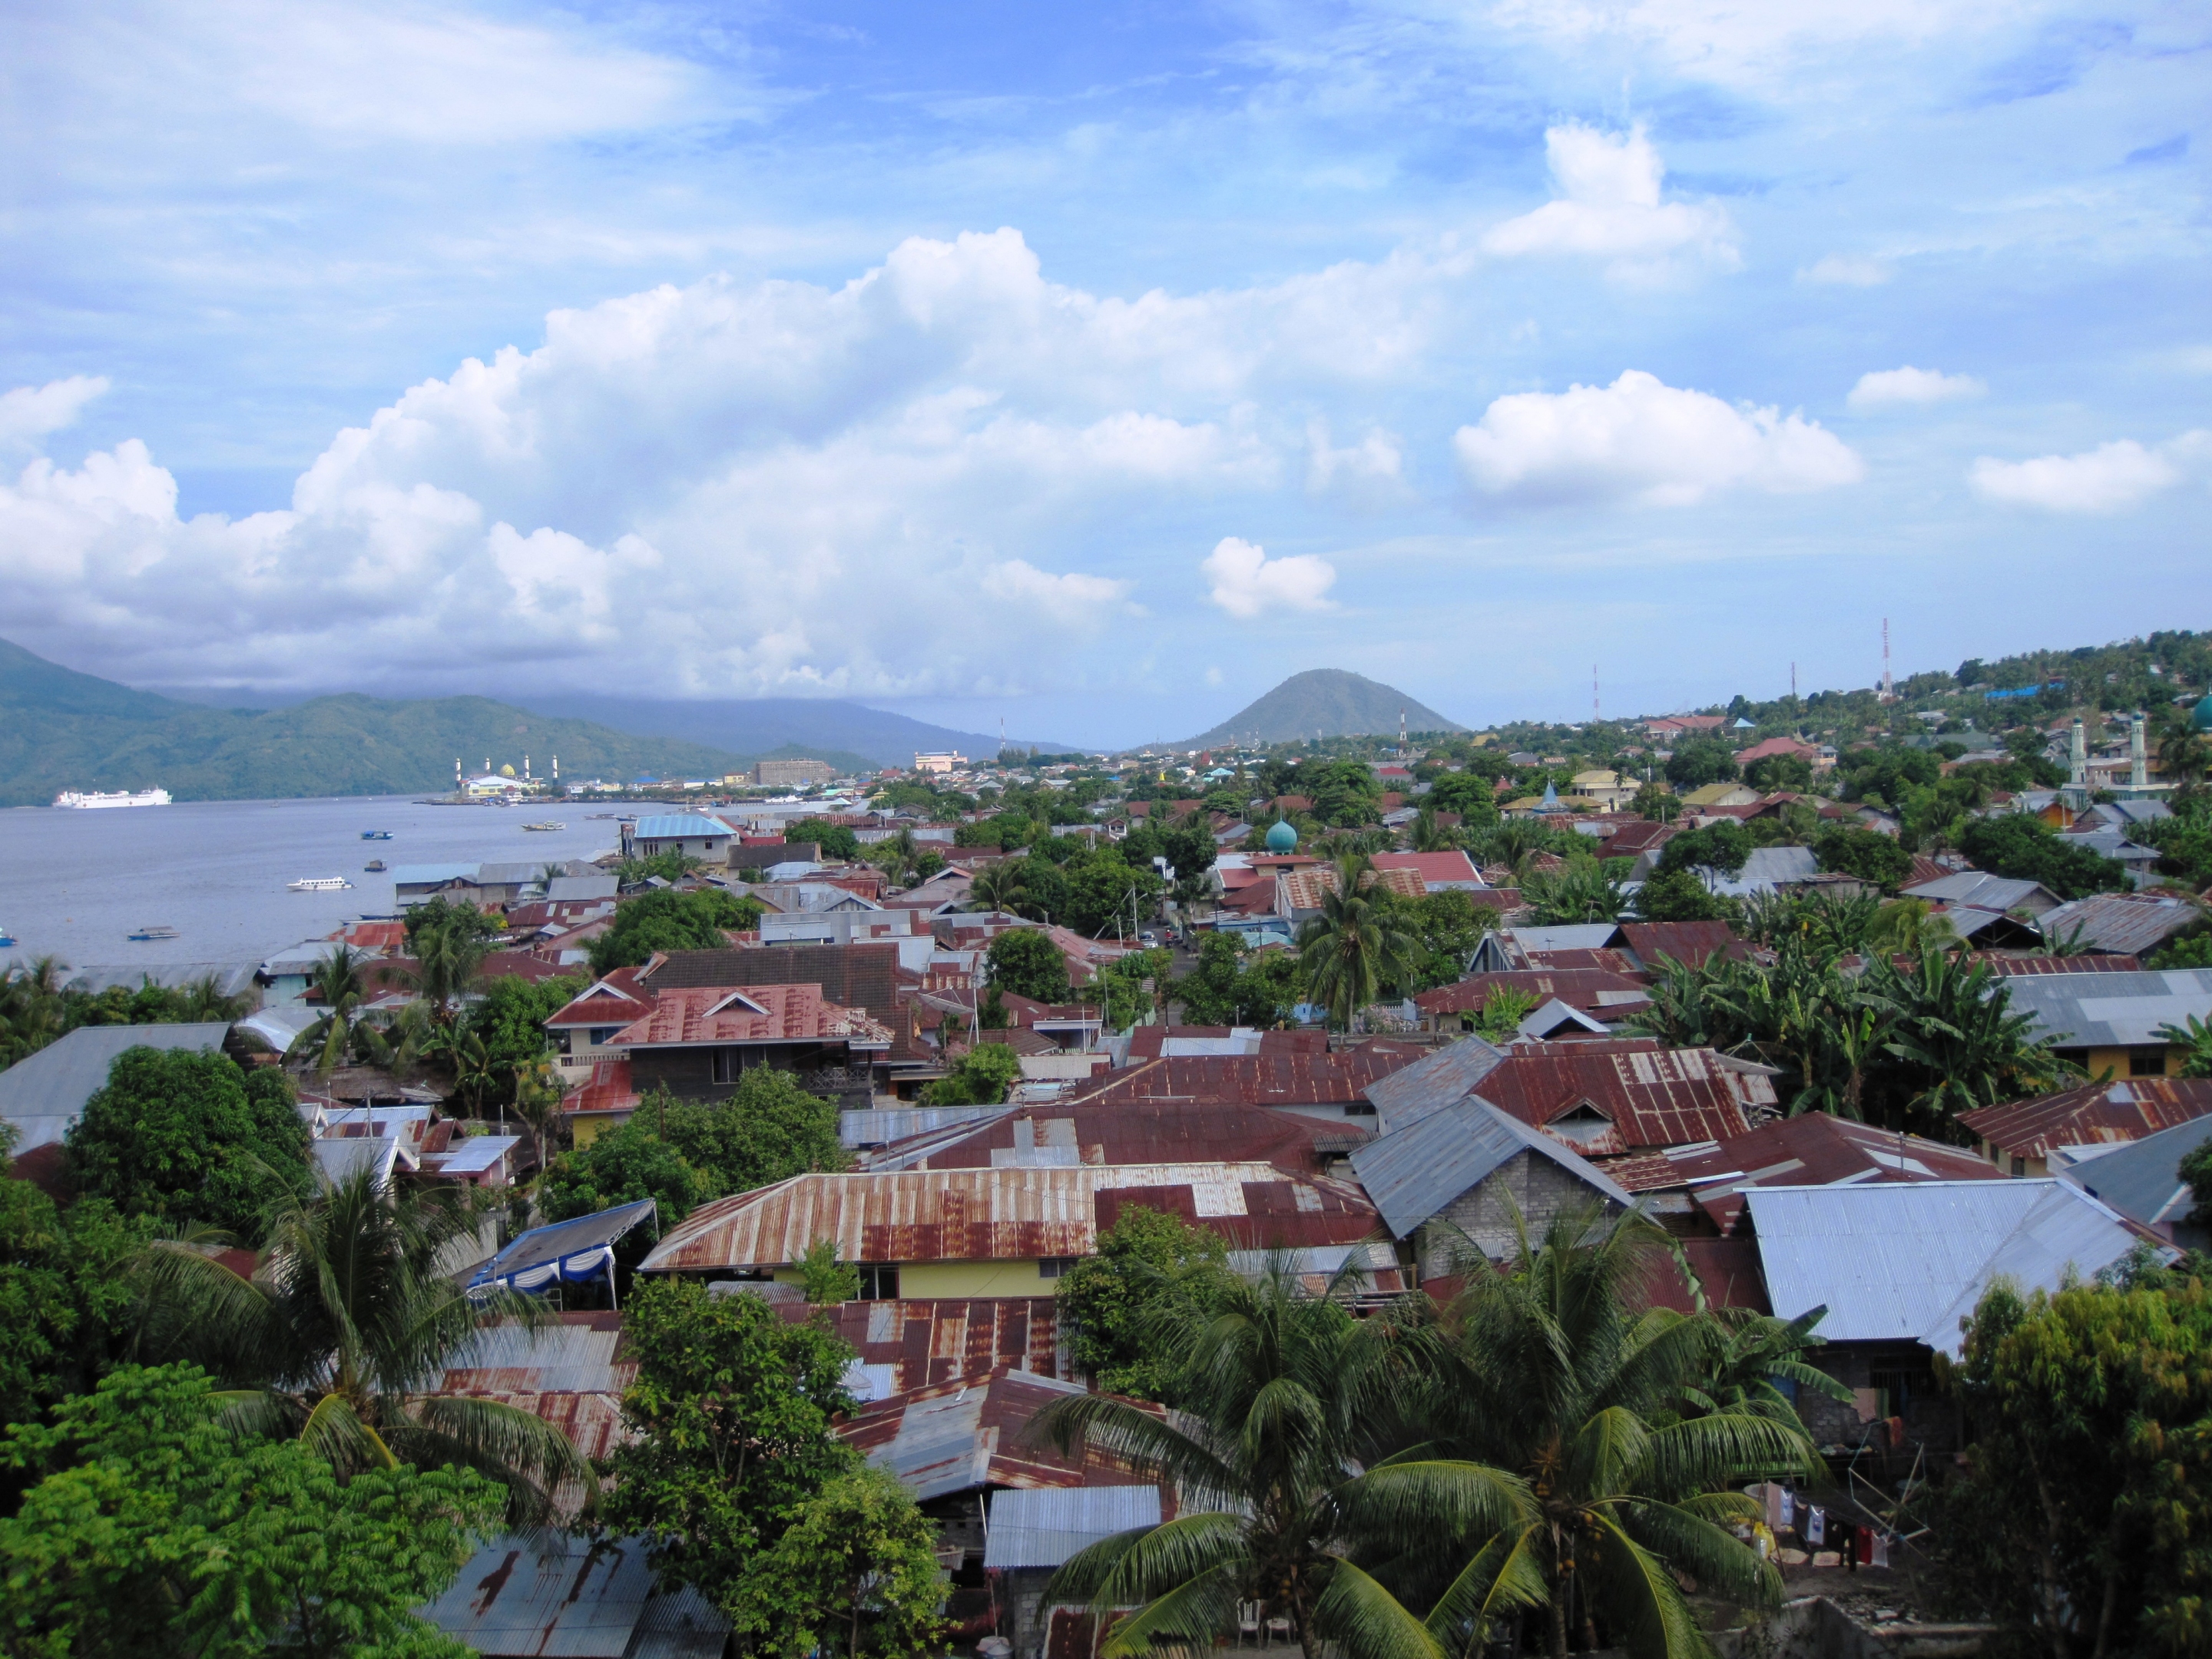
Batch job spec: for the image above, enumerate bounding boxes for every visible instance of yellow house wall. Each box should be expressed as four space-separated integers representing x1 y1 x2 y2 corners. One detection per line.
2078 1045 2183 1080
568 1112 632 1151
899 1260 1059 1298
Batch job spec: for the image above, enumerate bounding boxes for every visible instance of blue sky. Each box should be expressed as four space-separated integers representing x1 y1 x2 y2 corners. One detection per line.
2 0 2205 747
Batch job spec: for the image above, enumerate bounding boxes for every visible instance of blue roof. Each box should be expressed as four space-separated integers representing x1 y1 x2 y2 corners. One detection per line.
630 815 733 840
390 863 481 886
469 1199 657 1293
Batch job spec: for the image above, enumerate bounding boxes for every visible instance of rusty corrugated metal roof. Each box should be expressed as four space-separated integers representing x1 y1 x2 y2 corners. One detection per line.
837 1366 1164 1499
1960 1078 2212 1161
637 1164 1382 1273
608 983 892 1049
787 1296 1068 1392
1416 968 1652 1018
1066 1051 1413 1108
1627 1114 2005 1233
880 1100 1364 1175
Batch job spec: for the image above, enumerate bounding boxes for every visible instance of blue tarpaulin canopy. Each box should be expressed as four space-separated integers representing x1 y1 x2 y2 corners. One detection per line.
468 1200 657 1298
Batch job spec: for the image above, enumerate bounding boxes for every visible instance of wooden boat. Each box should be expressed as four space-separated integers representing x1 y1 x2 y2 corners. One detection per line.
127 924 180 941
521 821 566 832
363 859 387 872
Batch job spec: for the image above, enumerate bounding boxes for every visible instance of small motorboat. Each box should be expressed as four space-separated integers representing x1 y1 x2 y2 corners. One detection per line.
363 858 387 873
128 924 180 941
360 830 392 840
521 821 566 832
0 928 15 947
288 877 355 892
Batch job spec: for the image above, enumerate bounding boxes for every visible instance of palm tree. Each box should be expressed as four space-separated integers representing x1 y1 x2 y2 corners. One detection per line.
966 859 1028 915
137 1168 595 1525
1296 856 1419 1030
1036 1264 1532 1659
396 902 492 1028
286 944 376 1078
1877 946 2070 1123
1410 805 1455 853
1865 898 1958 957
2154 706 2208 796
1675 1307 1855 1429
1396 1206 1811 1659
1522 863 1628 926
0 955 72 1065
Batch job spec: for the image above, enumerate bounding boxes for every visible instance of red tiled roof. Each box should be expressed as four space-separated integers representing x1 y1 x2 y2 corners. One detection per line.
610 983 892 1048
1415 968 1652 1019
544 967 652 1028
1734 737 1820 765
1958 1078 2212 1161
640 942 921 1061
1067 1052 1413 1110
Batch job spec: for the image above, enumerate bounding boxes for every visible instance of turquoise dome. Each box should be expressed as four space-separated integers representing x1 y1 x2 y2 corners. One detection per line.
2194 694 2212 734
1265 820 1299 853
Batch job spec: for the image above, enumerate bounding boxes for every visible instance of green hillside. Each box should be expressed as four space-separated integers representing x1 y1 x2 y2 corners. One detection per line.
1181 668 1466 747
0 638 796 806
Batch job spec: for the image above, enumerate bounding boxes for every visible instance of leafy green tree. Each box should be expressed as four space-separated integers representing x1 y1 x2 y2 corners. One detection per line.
1838 745 1940 806
398 897 502 1025
1677 1307 1855 1426
1472 985 1541 1041
1654 821 1753 880
537 1107 710 1239
0 1363 498 1659
1055 1205 1235 1400
1742 752 1813 791
1936 1277 2212 1659
1957 814 2127 899
1387 890 1502 991
786 818 862 861
597 1278 861 1618
2158 1014 2212 1079
1174 932 1248 1025
1865 897 1960 955
1296 856 1419 1029
1094 948 1172 1031
1662 739 1739 790
797 1238 862 1305
1062 854 1164 937
1630 781 1678 823
922 1041 1022 1106
0 1148 149 1425
65 1046 311 1242
2153 932 2212 970
1306 760 1386 827
288 945 379 1078
465 972 585 1109
1427 773 1502 826
987 926 1073 1001
1813 824 1914 889
1633 867 1736 924
586 888 767 972
1524 863 1631 926
135 1170 593 1525
730 1467 949 1659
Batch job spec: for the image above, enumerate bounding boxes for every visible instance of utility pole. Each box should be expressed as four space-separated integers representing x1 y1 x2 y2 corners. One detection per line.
1879 619 1896 703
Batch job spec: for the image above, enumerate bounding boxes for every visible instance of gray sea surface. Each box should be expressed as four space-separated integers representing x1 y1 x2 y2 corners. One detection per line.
0 796 624 981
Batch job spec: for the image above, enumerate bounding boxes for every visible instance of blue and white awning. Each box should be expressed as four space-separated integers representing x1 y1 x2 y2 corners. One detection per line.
468 1199 657 1296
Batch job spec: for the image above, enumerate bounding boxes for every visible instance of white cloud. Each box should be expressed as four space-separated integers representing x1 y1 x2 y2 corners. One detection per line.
1306 419 1406 501
1847 366 1987 411
1799 256 1893 287
1968 432 2210 513
1482 125 1736 275
1454 369 1865 507
982 560 1136 624
1202 537 1338 618
0 376 109 450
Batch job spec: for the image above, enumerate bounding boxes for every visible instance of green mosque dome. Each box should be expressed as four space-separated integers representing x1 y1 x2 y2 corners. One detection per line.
2194 694 2212 734
1265 820 1299 853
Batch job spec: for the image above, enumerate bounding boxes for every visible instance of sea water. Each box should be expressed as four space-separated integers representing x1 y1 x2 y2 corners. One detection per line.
0 796 625 982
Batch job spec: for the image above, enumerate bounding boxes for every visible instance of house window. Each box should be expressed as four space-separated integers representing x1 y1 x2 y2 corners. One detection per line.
1345 1101 1376 1117
711 1047 744 1085
2010 1155 2027 1177
1038 1257 1078 1280
589 1027 622 1046
1869 1356 1937 1414
857 1264 900 1300
2130 1048 2170 1078
551 1030 572 1055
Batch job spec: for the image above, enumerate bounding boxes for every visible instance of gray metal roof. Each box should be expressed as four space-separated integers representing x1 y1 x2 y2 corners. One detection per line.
439 1316 630 1392
0 1023 233 1153
985 1486 1163 1569
392 863 482 886
1744 1180 2142 1356
548 874 620 902
469 1200 657 1294
1350 1093 1633 1239
1899 872 2058 912
1710 846 1818 899
1510 923 1618 954
2037 893 2202 955
311 1136 399 1188
839 1103 1013 1151
1361 1034 1509 1132
415 1533 727 1658
2055 1115 2212 1229
1999 969 2212 1048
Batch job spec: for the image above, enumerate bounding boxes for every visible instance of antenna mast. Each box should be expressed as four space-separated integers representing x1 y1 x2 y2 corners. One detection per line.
1879 619 1896 703
1593 664 1601 724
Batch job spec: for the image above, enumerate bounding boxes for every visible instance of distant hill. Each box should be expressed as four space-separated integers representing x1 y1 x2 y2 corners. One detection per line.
515 694 1071 771
1177 669 1467 747
0 638 778 806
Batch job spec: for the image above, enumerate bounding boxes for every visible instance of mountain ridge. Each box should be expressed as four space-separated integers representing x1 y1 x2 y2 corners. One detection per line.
1176 669 1467 747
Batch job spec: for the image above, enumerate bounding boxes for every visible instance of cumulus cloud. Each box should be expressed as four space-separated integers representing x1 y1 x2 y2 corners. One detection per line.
1202 537 1338 618
1454 370 1865 507
1306 419 1406 502
1847 366 1986 411
1799 256 1893 286
1482 125 1736 275
1968 432 2210 513
0 376 109 450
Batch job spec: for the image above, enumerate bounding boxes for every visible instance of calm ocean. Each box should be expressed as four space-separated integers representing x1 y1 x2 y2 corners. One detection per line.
0 796 624 984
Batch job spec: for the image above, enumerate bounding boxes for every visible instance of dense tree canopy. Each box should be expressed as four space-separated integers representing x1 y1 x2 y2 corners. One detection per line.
1055 1205 1234 1401
920 1042 1022 1107
587 887 768 972
1956 814 2128 899
1813 824 1915 889
728 1468 948 1659
465 972 584 1109
986 927 1072 1002
64 1048 310 1242
1662 740 1740 790
0 1154 149 1427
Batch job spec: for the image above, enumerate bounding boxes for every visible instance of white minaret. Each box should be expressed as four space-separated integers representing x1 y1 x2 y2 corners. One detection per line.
2131 712 2147 791
552 755 559 781
524 754 531 780
2069 718 2088 795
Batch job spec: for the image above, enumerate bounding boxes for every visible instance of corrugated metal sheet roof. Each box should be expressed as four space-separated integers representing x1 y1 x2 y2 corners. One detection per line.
790 1296 1066 1392
985 1486 1163 1569
2055 1115 2212 1230
1065 1053 1412 1109
874 1101 1366 1175
1508 924 1618 954
1614 921 1753 969
1638 1114 2004 1233
838 1367 1110 1499
2037 892 2202 955
0 1022 233 1153
1363 1035 1512 1131
842 1104 1015 1148
1416 969 1652 1018
1997 968 2212 1049
1351 1094 1633 1239
1900 872 2057 912
630 815 734 840
1959 1077 2212 1159
1975 953 2145 976
415 1533 727 1658
637 1164 1381 1273
609 983 892 1049
470 1200 657 1293
1744 1180 2143 1356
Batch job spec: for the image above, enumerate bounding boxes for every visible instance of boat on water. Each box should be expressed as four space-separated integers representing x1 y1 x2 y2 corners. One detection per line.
521 821 566 832
287 877 355 892
363 858 387 872
55 787 172 810
127 925 180 941
0 929 15 948
360 830 392 840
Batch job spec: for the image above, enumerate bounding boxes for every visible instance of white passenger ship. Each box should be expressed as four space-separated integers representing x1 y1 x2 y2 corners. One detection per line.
54 787 173 809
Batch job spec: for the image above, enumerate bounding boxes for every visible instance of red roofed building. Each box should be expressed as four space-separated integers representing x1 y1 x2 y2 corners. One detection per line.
1065 1051 1416 1121
1644 715 1726 738
1732 735 1823 767
1415 968 1653 1030
1959 1078 2212 1177
611 983 892 1111
863 1099 1366 1177
1370 850 1485 891
545 967 653 1088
